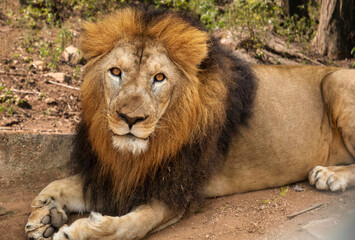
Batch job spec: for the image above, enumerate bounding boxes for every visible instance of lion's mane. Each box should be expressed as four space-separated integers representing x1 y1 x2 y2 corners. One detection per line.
69 9 256 215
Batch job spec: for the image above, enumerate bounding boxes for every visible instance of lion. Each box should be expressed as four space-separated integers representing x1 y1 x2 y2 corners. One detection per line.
25 8 355 240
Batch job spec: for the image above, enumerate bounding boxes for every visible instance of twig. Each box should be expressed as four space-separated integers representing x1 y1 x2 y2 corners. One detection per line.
0 126 21 131
47 80 80 91
287 203 323 219
0 70 28 77
10 88 41 95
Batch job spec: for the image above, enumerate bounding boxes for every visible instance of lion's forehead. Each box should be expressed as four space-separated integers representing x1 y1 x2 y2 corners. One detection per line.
106 44 141 69
104 41 175 79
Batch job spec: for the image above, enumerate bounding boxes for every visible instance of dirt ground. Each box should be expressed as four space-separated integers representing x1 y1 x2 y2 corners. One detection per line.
1 1 354 240
0 0 81 134
0 175 354 240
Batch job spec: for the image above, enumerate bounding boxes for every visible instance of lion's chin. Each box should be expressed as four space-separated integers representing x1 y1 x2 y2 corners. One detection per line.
112 134 149 155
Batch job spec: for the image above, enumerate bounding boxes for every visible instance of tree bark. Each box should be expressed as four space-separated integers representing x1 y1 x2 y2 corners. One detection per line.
312 0 355 59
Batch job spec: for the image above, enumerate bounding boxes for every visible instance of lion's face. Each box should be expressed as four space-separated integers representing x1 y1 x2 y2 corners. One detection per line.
80 9 210 157
99 39 184 154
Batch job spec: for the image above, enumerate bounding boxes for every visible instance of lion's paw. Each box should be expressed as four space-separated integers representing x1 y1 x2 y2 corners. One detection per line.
25 196 67 239
309 166 348 191
51 212 105 240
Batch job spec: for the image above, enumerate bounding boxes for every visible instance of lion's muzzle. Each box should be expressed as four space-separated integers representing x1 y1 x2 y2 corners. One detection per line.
116 111 149 129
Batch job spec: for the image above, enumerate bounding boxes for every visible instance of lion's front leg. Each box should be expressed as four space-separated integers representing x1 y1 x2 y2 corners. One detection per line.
53 200 182 240
26 175 88 240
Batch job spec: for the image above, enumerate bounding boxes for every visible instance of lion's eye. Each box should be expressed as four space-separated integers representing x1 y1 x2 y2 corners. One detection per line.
110 68 122 77
154 73 166 82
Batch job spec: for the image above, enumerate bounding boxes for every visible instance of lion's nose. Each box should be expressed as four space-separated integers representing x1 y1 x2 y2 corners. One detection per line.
116 111 148 128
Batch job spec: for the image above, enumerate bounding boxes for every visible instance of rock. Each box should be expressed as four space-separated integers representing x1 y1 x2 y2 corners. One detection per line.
302 218 338 240
234 49 258 64
32 60 46 71
45 72 70 83
60 45 81 65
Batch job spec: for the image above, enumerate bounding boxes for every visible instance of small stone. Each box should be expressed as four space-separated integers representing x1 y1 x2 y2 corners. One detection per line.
293 185 304 192
32 60 46 71
45 72 70 83
60 45 81 65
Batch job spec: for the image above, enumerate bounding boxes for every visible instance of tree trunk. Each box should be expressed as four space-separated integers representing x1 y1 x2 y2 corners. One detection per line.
281 0 309 19
312 0 355 59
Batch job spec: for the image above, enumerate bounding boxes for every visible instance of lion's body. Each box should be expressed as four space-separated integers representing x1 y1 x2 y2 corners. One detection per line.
206 65 355 196
26 9 355 240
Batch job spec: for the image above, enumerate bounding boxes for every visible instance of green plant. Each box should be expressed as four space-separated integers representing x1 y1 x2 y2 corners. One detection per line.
0 84 16 115
39 92 46 98
21 0 128 26
261 199 271 204
225 0 281 51
280 186 288 197
276 8 318 51
13 53 20 59
153 0 223 31
351 46 355 68
72 65 81 79
273 0 319 51
19 1 58 29
188 0 223 30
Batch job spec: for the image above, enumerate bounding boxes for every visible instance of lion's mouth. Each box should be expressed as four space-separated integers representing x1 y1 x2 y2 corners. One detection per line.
110 130 149 141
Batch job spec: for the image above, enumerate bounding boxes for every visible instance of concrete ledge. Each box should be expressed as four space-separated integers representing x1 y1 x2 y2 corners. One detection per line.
0 133 74 187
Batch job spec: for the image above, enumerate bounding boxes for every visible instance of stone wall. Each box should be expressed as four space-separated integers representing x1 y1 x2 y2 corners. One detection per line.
0 133 73 187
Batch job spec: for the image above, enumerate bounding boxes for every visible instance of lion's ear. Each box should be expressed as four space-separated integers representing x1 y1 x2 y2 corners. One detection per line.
148 15 209 74
79 9 144 60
